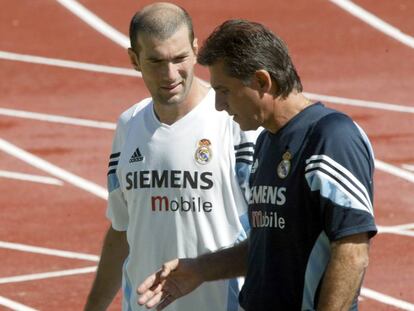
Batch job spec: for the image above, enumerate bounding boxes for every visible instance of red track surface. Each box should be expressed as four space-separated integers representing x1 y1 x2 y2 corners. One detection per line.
0 1 413 310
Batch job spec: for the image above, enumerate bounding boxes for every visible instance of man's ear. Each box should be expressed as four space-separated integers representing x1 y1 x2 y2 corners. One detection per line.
192 38 199 63
128 48 141 71
253 70 272 94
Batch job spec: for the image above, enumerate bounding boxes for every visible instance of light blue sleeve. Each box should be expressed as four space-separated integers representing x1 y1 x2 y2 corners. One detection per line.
105 106 137 231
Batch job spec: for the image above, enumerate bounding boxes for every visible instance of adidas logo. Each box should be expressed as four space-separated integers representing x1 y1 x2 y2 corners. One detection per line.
129 147 144 163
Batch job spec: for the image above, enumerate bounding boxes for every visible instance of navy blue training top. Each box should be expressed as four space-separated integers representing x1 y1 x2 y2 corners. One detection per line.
239 103 377 311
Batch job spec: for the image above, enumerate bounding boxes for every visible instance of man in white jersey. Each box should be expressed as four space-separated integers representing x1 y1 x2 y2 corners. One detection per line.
84 3 256 311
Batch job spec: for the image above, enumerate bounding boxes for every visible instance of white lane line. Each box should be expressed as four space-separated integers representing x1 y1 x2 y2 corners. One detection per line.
1 112 414 190
361 287 414 311
377 227 414 237
1 50 412 114
0 138 108 200
0 51 139 77
379 223 414 231
56 0 130 48
8 3 414 308
0 107 116 130
378 222 414 237
0 266 97 285
0 241 99 262
0 170 63 186
0 296 38 311
376 160 414 184
402 164 414 172
305 92 414 114
328 0 414 49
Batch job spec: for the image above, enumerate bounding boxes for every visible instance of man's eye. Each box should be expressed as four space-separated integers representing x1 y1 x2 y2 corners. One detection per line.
173 56 187 63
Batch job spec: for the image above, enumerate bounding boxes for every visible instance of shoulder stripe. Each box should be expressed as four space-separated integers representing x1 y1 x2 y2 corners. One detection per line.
306 166 372 214
236 158 253 165
306 155 371 197
107 168 116 176
110 152 121 159
305 155 373 214
305 155 372 207
108 160 118 167
305 169 373 215
108 152 120 175
234 142 255 150
235 151 254 157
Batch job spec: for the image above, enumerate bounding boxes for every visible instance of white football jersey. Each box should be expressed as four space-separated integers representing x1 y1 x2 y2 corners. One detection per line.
107 89 258 311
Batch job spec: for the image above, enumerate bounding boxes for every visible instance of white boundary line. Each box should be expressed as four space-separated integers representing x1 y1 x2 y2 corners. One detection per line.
361 287 414 311
1 50 412 114
0 138 108 200
402 164 414 172
377 227 414 238
0 107 116 130
56 0 130 48
3 2 412 308
376 160 414 184
2 108 414 189
328 0 414 49
2 49 413 114
0 266 97 285
0 170 63 186
377 226 414 237
0 51 139 77
304 92 414 114
382 223 414 231
0 296 38 311
0 241 99 262
378 222 414 237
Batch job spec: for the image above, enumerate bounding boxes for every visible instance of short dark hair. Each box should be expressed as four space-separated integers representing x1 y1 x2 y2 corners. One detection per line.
129 4 194 52
198 19 302 98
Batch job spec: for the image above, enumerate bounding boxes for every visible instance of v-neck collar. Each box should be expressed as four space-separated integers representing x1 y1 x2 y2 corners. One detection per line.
149 88 214 130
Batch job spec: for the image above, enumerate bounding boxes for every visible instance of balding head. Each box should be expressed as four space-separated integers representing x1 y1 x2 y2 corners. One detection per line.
129 2 194 52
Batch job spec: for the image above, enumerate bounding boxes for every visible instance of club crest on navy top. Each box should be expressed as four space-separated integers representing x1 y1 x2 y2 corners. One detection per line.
195 138 212 165
277 151 292 179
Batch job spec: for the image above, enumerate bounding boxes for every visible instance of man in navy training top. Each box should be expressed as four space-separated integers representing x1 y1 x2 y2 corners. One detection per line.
137 19 377 311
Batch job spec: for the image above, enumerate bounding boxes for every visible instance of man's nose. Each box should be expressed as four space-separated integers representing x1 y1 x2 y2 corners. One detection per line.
163 62 179 81
215 93 227 112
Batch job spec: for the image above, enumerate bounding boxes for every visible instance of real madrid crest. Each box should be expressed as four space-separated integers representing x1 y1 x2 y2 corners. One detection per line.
277 151 292 179
195 138 212 165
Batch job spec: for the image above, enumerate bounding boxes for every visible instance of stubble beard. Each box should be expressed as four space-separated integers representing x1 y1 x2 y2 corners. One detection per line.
157 74 194 107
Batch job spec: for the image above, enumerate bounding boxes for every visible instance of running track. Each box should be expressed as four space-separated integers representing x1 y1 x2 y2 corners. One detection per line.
0 1 413 310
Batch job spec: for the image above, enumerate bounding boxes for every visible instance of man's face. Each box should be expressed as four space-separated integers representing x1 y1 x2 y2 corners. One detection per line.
131 26 197 106
209 61 263 131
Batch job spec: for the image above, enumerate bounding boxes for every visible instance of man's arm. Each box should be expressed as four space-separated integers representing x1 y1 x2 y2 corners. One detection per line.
137 239 248 310
317 233 370 311
84 225 129 311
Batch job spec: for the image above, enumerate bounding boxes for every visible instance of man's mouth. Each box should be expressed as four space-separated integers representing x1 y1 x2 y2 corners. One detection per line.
161 82 182 91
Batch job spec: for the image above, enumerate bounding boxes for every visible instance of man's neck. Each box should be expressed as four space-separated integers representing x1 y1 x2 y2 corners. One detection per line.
154 78 209 125
266 92 312 133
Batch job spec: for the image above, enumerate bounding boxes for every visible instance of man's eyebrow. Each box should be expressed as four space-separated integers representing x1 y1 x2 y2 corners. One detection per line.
146 56 162 62
146 51 190 62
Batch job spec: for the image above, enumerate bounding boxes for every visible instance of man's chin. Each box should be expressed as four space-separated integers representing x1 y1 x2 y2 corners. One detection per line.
157 93 184 106
239 122 259 132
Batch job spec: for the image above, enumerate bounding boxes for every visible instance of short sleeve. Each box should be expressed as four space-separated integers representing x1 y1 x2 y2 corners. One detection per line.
105 109 135 231
304 113 377 241
232 122 262 202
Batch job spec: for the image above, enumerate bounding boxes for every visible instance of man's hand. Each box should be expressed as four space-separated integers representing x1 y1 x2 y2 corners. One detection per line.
137 258 204 310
